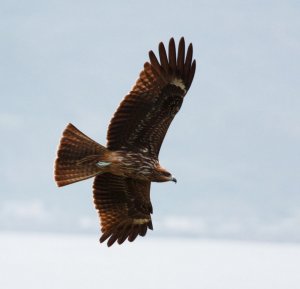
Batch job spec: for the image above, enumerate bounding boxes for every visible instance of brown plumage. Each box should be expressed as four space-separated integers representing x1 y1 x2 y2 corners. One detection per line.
54 37 196 246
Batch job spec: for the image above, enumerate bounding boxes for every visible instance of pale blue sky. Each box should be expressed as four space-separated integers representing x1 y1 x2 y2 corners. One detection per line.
0 0 299 242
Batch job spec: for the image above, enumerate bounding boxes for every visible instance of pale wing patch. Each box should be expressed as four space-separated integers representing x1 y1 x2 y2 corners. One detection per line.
133 218 150 225
171 78 186 93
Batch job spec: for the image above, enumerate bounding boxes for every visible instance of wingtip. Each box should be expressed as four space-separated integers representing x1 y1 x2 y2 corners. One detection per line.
179 36 185 48
147 221 153 230
158 41 165 49
148 49 154 58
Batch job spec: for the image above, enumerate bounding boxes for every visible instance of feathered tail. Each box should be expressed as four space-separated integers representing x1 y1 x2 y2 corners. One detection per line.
54 123 109 187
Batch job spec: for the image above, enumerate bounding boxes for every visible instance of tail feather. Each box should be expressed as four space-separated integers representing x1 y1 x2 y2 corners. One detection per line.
54 123 109 187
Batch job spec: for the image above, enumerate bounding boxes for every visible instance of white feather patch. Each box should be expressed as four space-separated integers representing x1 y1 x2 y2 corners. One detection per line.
96 161 111 167
133 218 149 225
171 78 186 92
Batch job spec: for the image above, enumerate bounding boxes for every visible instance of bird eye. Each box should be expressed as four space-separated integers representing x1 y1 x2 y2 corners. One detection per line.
163 172 171 177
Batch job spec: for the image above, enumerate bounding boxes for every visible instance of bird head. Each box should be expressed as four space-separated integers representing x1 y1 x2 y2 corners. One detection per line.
153 165 177 183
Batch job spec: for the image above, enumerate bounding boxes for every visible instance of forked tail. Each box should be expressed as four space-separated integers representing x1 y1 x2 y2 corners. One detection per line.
54 123 109 187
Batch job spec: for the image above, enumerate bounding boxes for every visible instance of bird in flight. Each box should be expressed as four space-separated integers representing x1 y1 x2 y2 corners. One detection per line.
54 37 196 246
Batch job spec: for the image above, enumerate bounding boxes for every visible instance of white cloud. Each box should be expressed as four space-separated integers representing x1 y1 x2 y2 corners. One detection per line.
78 216 95 230
0 200 49 220
161 215 206 234
2 232 300 289
158 212 300 242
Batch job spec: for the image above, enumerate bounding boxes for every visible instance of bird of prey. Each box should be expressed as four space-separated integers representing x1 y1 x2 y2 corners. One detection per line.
54 37 196 246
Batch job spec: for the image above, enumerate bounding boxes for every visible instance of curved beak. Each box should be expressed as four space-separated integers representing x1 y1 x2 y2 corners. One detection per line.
171 177 177 184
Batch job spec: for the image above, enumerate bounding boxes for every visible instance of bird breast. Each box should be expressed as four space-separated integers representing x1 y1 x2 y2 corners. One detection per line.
108 151 158 180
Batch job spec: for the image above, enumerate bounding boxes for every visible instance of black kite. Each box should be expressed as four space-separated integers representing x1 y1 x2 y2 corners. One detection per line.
54 37 196 246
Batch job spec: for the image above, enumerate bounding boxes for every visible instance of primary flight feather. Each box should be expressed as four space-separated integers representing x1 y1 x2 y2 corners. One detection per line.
54 37 196 246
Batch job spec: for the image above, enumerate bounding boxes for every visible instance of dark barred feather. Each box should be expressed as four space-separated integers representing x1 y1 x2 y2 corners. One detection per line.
93 174 152 247
54 123 107 187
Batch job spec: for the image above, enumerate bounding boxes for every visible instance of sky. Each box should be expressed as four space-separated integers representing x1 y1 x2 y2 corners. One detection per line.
0 0 299 242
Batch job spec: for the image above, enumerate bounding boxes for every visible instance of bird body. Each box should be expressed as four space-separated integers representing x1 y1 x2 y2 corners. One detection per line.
54 37 196 246
55 123 175 185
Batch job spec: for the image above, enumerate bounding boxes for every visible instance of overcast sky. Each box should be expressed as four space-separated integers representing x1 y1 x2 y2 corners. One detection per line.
0 0 299 242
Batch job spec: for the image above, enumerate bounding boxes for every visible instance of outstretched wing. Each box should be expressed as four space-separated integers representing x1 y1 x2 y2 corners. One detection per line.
93 174 153 246
107 37 196 156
